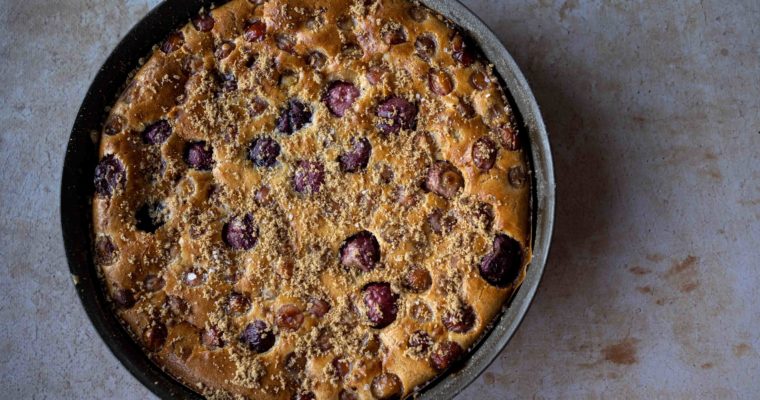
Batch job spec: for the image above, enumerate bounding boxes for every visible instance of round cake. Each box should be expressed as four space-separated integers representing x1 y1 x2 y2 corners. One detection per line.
92 0 531 398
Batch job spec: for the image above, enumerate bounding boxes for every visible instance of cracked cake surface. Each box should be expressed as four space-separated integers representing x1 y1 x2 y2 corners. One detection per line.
92 0 532 398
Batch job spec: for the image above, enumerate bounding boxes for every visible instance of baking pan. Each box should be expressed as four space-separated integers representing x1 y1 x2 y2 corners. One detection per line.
61 0 555 398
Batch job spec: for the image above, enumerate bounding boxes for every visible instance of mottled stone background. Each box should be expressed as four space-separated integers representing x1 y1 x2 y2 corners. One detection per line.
0 0 758 398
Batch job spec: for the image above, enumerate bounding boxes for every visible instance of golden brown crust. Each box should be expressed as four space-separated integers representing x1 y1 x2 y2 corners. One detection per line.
92 0 532 398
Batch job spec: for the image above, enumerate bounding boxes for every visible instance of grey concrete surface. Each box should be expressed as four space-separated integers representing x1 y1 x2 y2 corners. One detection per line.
1 0 758 399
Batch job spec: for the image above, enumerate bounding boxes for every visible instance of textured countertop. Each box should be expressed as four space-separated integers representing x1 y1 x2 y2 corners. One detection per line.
1 0 758 399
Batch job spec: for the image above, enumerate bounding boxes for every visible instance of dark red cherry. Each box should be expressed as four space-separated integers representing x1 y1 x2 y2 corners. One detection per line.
383 26 407 45
185 141 214 170
240 320 275 353
222 214 258 250
340 231 380 272
338 137 372 173
324 81 360 117
226 292 251 315
407 330 432 355
376 96 418 135
276 99 312 134
472 137 497 171
425 161 464 199
95 236 118 266
498 124 521 151
142 120 172 145
430 340 464 371
276 304 304 332
112 288 135 309
248 137 281 167
450 34 476 66
479 234 524 287
143 322 168 351
244 20 267 42
362 282 398 328
94 154 125 197
201 326 225 349
370 373 403 400
161 31 184 54
307 298 331 318
415 34 436 61
292 160 325 194
442 304 476 333
192 13 215 32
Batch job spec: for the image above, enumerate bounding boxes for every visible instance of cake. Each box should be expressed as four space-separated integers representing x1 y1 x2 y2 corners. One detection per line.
91 0 531 398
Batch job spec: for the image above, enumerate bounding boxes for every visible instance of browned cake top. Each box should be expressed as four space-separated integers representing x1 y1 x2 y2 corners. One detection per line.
91 0 531 398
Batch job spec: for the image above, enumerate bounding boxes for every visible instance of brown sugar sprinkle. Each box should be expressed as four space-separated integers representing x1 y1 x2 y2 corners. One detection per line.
93 0 530 398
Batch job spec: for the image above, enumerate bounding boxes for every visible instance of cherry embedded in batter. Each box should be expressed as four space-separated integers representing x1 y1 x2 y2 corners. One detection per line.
427 209 456 234
308 51 327 69
185 141 214 170
450 34 476 66
415 34 436 61
425 161 464 199
103 115 124 136
277 99 312 135
472 137 497 171
408 5 428 22
338 137 372 173
442 303 476 333
498 123 521 151
95 235 118 266
307 298 331 318
340 231 380 272
293 160 325 194
143 322 168 352
408 330 433 355
144 274 165 292
430 340 464 371
331 356 351 380
338 389 358 400
276 34 296 53
201 326 225 349
362 282 398 329
215 41 236 60
470 70 490 90
366 65 387 85
240 320 276 353
142 119 172 145
223 214 258 250
383 26 407 45
292 392 315 400
276 304 304 332
479 234 524 287
428 69 453 96
161 31 184 54
112 288 135 309
94 154 125 197
324 81 360 117
226 292 251 315
376 96 418 135
192 13 215 32
248 137 281 167
244 20 266 42
165 295 189 317
370 373 403 400
509 165 527 188
403 265 432 293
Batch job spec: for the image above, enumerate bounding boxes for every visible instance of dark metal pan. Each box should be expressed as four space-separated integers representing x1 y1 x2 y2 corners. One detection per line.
61 1 555 398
